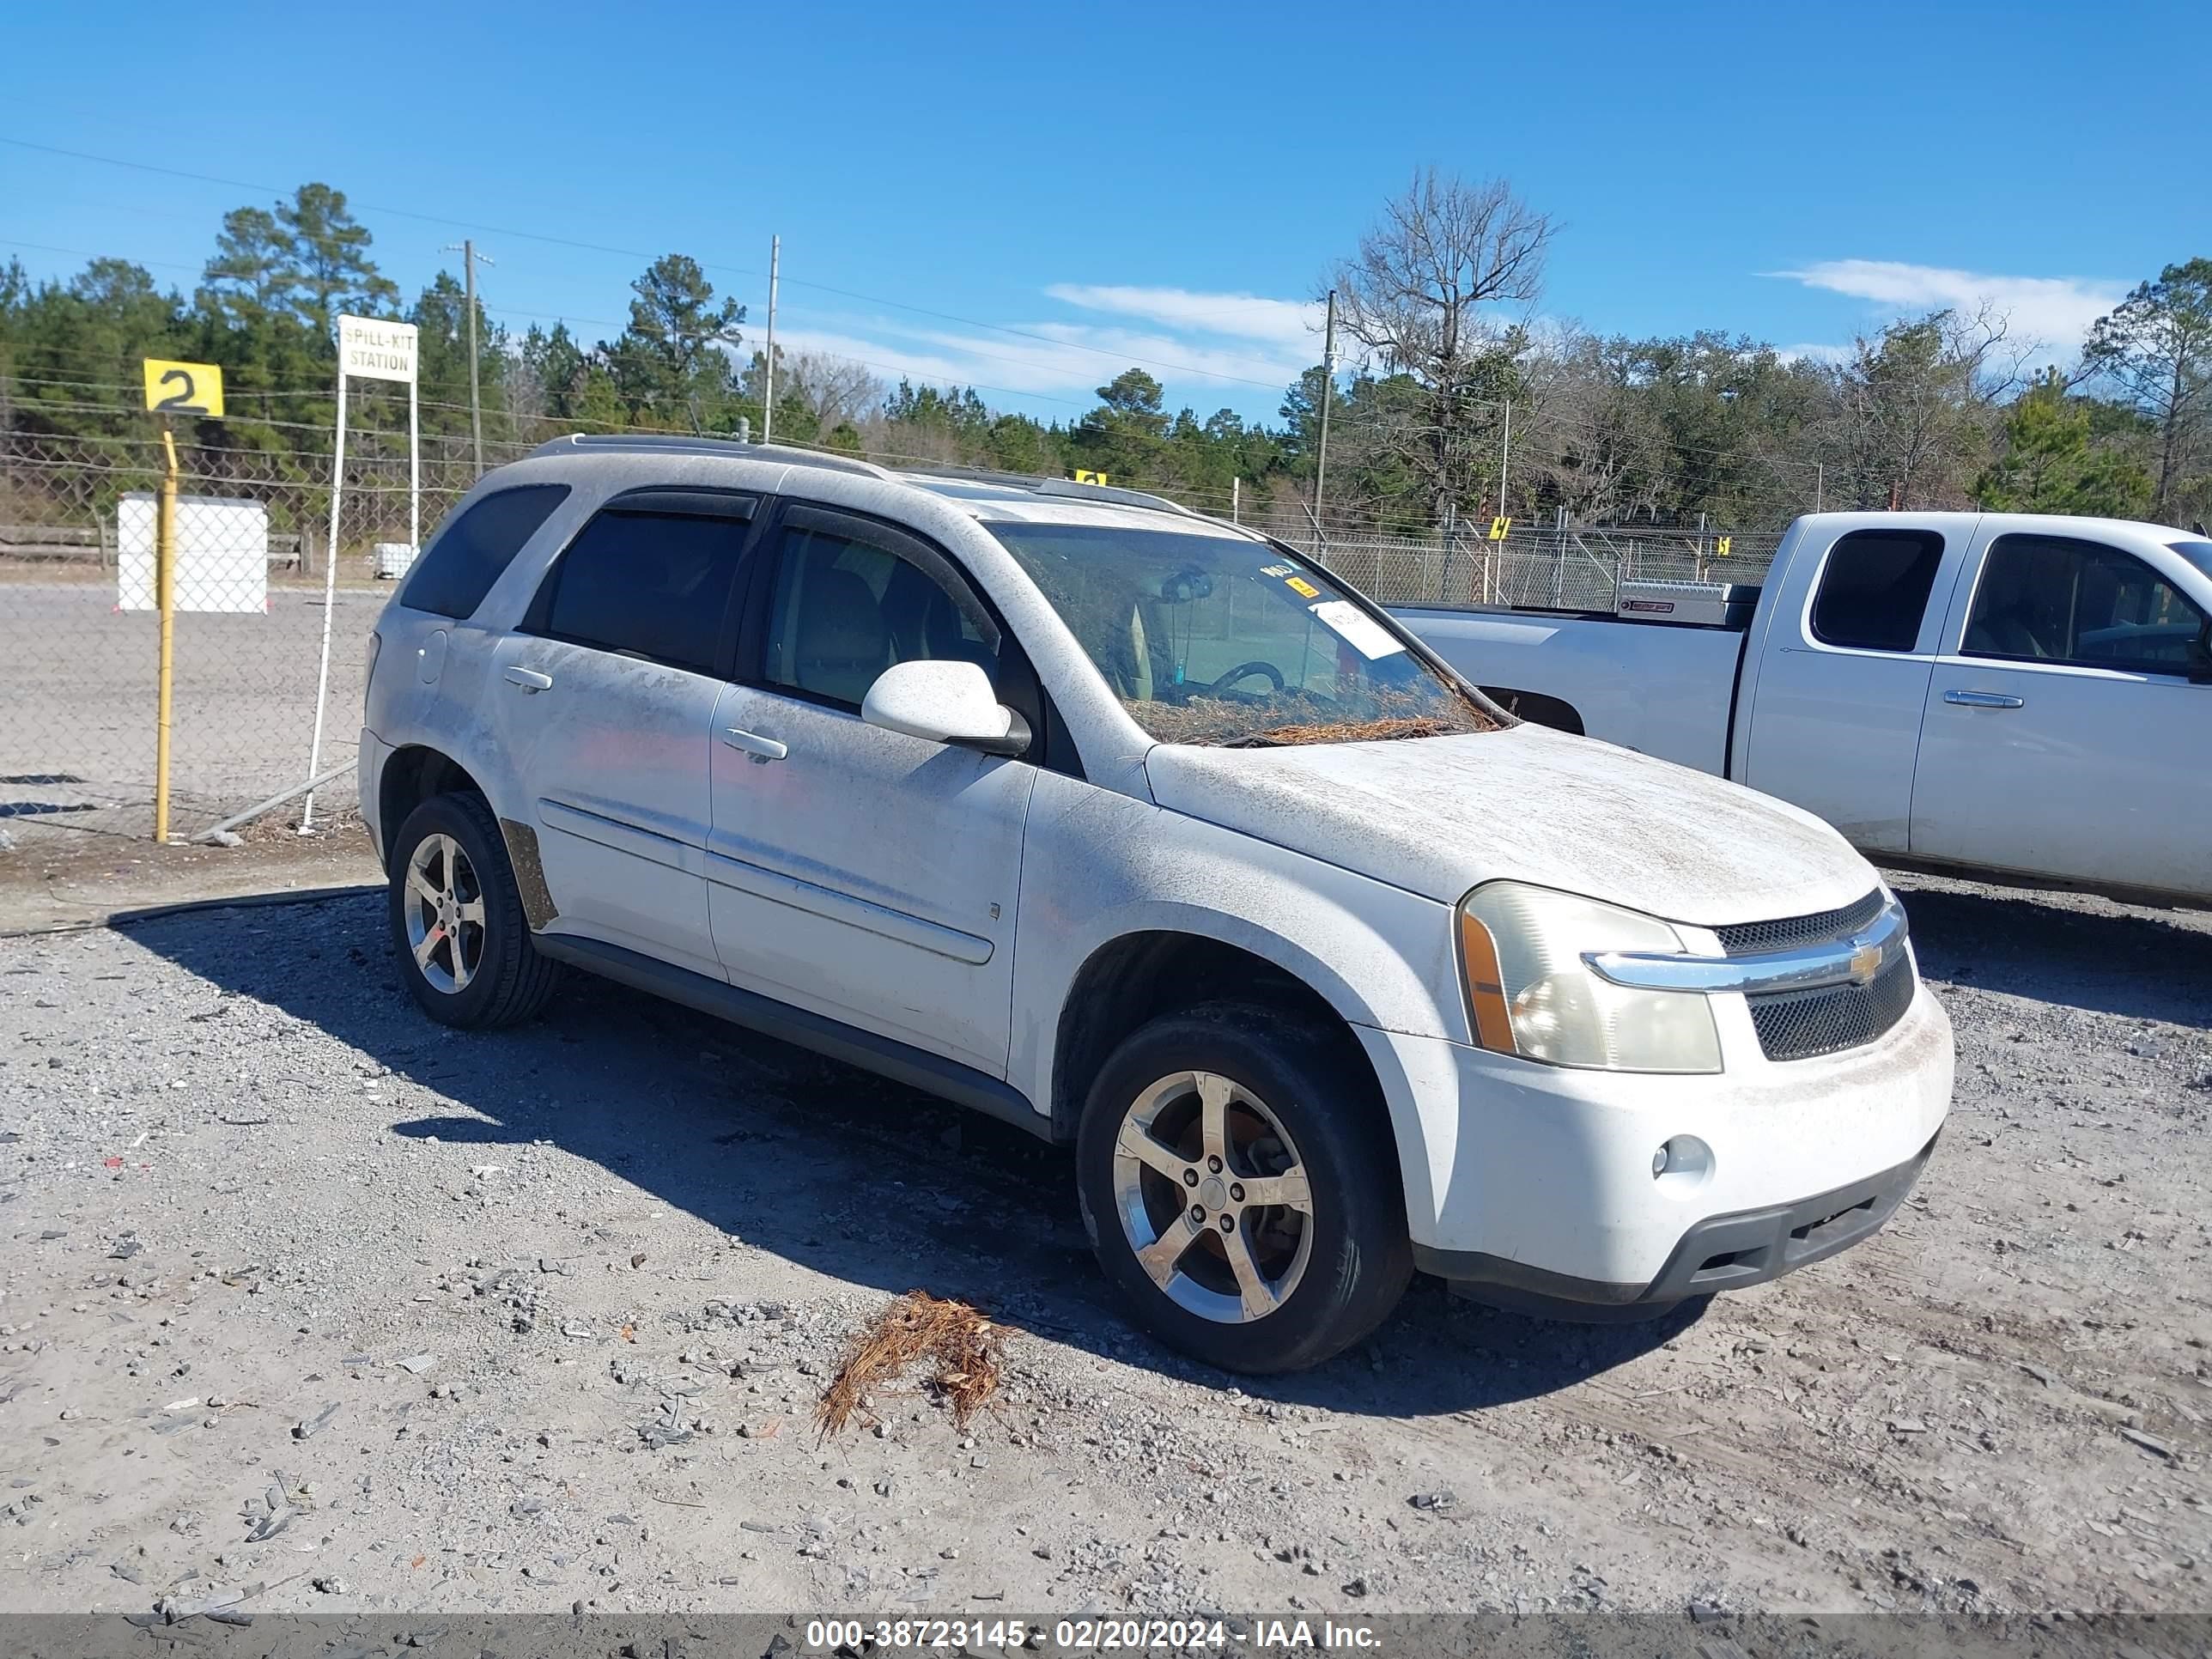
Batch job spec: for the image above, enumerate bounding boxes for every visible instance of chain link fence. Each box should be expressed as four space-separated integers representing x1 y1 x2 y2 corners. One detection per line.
0 429 526 845
1 428 1784 848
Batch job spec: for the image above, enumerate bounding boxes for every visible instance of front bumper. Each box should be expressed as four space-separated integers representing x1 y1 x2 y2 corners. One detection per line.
1414 1133 1936 1317
1354 979 1953 1307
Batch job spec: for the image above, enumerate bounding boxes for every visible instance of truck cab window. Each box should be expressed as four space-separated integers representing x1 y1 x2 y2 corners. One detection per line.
1808 530 1946 653
1965 533 2208 672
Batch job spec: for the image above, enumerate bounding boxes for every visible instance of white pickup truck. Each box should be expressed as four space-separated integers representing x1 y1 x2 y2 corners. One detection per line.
1397 512 2212 907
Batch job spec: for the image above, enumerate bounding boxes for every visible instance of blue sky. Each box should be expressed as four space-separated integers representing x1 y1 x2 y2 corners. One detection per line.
3 0 2203 424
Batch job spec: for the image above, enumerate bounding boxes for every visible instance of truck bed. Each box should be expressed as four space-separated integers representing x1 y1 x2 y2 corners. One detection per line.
1393 604 1750 775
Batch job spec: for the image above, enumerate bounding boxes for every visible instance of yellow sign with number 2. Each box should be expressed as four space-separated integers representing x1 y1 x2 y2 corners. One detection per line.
142 359 225 419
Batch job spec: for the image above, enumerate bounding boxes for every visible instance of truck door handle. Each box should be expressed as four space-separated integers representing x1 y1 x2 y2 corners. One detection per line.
503 665 554 692
721 727 787 763
1943 689 2025 709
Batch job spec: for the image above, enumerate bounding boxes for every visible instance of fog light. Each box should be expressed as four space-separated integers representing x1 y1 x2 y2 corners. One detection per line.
1652 1135 1714 1194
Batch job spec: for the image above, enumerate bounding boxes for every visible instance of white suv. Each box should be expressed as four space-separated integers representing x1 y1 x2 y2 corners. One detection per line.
361 436 1954 1373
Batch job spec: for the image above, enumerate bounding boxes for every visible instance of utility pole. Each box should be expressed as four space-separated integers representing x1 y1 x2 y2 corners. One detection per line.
1313 289 1336 549
442 240 494 476
1498 398 1512 519
1814 463 1824 513
762 234 780 446
1231 476 1240 524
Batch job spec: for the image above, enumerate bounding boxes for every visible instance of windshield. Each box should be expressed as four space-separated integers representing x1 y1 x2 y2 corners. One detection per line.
2169 540 2212 581
988 521 1501 746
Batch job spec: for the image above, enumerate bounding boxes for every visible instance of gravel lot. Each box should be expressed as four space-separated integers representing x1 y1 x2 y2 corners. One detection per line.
0 865 2206 1626
0 576 381 840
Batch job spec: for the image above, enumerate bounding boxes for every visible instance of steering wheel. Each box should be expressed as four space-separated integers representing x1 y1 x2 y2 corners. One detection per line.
1206 660 1285 699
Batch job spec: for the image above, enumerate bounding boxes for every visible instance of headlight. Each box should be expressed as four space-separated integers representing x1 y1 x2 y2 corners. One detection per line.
1459 881 1722 1073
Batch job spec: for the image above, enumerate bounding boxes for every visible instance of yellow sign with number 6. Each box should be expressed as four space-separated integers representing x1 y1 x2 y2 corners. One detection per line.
142 359 225 419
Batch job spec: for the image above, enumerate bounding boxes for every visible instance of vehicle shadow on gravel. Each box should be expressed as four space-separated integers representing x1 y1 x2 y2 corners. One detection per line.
1890 876 2212 1024
121 890 1699 1417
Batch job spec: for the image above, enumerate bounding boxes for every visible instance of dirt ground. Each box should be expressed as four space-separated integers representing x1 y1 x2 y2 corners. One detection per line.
0 850 2205 1626
0 818 378 937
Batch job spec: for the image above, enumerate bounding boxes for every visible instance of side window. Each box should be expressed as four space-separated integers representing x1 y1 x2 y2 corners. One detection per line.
400 483 569 619
1965 534 2209 672
529 508 750 674
762 521 1000 708
1808 529 1947 653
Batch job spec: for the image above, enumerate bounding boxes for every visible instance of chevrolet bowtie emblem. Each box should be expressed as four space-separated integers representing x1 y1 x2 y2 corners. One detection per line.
1848 939 1885 985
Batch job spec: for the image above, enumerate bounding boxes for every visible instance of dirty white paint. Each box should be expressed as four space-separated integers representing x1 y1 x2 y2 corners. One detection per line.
1360 984 1952 1275
1146 722 1877 927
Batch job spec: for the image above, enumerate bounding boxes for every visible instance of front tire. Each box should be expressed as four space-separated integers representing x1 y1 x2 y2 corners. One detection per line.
387 793 562 1030
1075 1002 1412 1373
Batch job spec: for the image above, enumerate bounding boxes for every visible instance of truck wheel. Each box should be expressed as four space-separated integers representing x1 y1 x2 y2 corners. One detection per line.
387 793 562 1030
1076 1003 1413 1373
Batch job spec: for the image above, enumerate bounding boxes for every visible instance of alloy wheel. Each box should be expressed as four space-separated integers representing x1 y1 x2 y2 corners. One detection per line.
1110 1070 1315 1325
403 832 487 994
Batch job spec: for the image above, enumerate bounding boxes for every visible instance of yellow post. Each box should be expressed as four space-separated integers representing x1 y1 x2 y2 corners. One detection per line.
154 423 179 843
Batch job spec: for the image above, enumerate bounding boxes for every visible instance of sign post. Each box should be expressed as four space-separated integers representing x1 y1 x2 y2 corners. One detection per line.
304 317 417 832
140 358 223 842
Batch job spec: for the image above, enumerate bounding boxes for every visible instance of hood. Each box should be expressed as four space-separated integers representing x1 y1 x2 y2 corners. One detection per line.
1143 723 1877 928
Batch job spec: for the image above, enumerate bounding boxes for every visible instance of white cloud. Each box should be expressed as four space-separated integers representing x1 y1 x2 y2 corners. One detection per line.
1773 342 1856 367
1771 258 2128 359
763 285 1322 416
1042 284 1323 350
765 323 1091 400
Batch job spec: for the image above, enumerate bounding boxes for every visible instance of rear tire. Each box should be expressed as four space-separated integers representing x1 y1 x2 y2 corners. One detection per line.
387 793 562 1030
1075 1001 1412 1373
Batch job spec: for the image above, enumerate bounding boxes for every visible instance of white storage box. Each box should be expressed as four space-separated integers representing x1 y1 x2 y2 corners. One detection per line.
1614 579 1758 628
116 494 269 614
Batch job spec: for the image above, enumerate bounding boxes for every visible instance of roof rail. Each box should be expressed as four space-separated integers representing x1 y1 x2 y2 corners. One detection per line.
902 464 1200 520
1026 477 1200 518
526 434 1209 520
529 432 896 481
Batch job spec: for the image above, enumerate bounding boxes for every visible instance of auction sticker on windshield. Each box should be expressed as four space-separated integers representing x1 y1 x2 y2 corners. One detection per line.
1310 599 1405 659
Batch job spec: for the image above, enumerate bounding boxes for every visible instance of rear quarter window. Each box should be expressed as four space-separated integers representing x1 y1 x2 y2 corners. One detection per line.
1808 529 1946 653
399 483 571 620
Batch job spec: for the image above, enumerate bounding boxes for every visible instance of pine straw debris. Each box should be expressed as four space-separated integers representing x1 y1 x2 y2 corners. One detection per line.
815 1291 1008 1441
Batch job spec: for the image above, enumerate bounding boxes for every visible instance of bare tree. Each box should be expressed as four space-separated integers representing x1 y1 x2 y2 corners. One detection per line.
784 350 887 437
1328 169 1554 524
1522 329 1668 523
1817 307 2012 509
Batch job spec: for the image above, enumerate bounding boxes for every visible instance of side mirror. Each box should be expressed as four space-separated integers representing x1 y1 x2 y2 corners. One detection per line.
2191 622 2212 684
861 659 1031 757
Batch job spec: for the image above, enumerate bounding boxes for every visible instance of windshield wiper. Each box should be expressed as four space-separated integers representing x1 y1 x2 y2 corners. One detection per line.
1215 732 1290 749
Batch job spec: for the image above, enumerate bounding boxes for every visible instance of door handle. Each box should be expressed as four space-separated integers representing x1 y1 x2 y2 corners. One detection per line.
721 727 787 763
1943 689 2025 709
503 665 554 692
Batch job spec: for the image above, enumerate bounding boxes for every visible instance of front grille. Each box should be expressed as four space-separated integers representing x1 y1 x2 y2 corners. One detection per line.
1747 950 1917 1062
1715 889 1886 957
